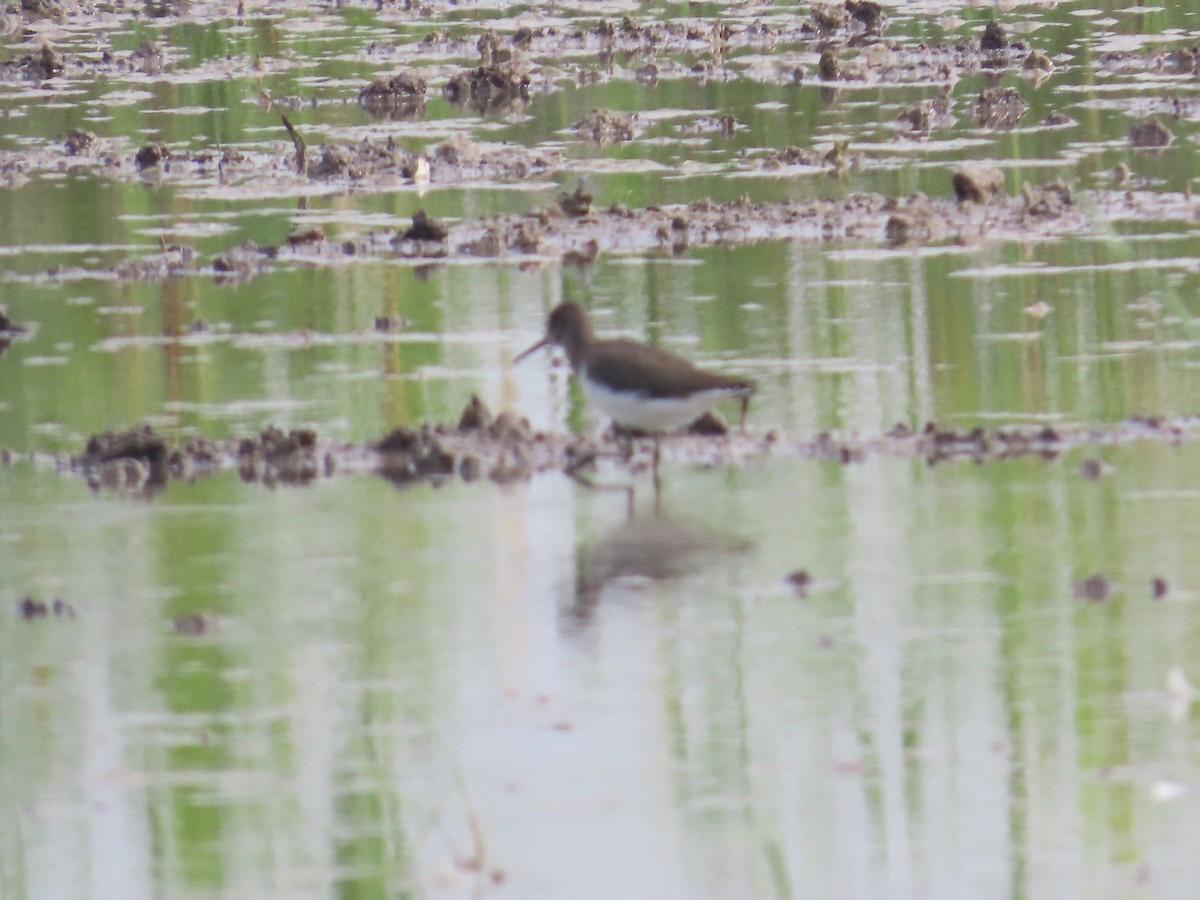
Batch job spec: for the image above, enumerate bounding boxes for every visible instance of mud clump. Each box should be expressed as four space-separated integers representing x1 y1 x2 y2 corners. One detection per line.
376 425 456 485
914 422 1063 466
211 242 269 284
143 0 187 17
174 611 218 636
818 49 841 81
1099 46 1200 76
15 42 64 80
1023 49 1053 72
563 239 600 268
458 394 493 432
63 129 95 156
238 427 319 486
589 16 735 54
559 184 593 218
394 210 449 258
897 96 952 135
802 420 1089 469
79 425 169 491
359 71 427 120
287 225 323 246
1074 574 1112 602
759 146 823 169
168 436 223 482
884 214 915 245
952 164 1005 203
281 133 555 189
488 410 531 443
18 597 76 619
806 4 849 33
822 140 855 171
21 0 64 20
574 109 637 143
309 146 365 180
1128 119 1174 149
90 426 168 461
428 133 560 183
786 569 812 597
1022 179 1072 218
970 86 1027 129
444 34 530 115
433 133 482 168
131 41 166 75
377 405 546 488
399 210 448 243
76 424 341 492
374 315 407 332
460 228 503 258
1159 48 1200 74
846 1 885 31
135 142 171 171
980 20 1008 51
115 244 195 282
443 65 530 114
306 139 435 183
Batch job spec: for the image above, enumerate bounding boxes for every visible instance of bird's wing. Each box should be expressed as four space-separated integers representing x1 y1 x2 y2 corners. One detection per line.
586 339 754 399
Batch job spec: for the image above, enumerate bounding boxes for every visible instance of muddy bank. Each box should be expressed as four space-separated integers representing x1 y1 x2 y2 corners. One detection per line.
67 403 577 493
0 9 1136 199
22 180 1195 286
43 397 1200 495
0 0 1188 290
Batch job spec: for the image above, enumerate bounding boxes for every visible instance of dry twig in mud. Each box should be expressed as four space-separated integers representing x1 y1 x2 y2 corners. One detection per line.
279 114 307 175
259 89 307 175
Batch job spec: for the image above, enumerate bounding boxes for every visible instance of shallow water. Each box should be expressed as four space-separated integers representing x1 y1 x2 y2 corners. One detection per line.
5 1 1200 898
8 446 1200 899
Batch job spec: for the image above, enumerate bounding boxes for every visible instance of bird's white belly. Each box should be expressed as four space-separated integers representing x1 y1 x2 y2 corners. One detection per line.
581 373 737 432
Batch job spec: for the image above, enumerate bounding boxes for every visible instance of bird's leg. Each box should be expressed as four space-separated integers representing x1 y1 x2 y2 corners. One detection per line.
564 437 629 476
619 430 635 463
564 447 636 512
739 396 749 433
652 437 663 514
564 448 598 479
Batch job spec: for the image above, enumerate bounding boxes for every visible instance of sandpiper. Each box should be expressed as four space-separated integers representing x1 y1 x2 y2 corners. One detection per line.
515 303 755 481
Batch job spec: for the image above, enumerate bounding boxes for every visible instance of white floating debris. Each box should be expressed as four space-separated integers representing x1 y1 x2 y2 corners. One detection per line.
412 155 430 194
1166 666 1195 723
1151 780 1190 803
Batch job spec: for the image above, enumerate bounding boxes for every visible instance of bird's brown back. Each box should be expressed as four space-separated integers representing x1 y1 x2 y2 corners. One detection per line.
583 338 755 399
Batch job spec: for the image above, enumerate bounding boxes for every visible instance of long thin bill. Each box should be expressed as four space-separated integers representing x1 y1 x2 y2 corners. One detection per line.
513 337 550 364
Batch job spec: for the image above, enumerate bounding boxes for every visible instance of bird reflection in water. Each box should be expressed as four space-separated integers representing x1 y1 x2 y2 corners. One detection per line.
563 514 752 630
